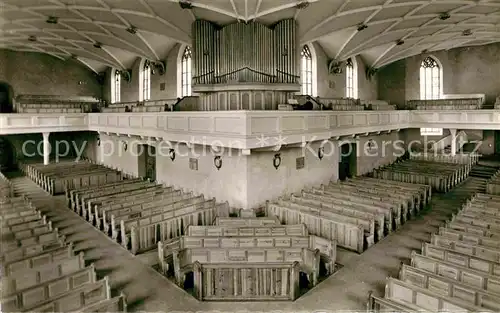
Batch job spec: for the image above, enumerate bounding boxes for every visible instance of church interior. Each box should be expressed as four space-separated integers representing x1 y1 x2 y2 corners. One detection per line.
1 0 500 311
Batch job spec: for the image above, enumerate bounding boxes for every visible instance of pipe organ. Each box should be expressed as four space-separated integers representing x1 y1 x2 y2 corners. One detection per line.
193 19 299 85
192 19 300 110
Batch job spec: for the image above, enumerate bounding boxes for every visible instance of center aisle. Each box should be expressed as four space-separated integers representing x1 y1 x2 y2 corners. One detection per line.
6 173 489 311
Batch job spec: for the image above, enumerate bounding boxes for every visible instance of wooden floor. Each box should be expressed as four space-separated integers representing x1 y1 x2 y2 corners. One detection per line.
6 172 490 311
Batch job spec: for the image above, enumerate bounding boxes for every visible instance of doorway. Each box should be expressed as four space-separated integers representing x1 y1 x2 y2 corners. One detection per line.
495 131 500 155
0 137 15 171
138 144 156 181
0 83 14 113
338 142 357 181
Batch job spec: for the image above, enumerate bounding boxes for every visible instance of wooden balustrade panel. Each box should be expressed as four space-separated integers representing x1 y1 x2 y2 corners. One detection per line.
201 265 295 301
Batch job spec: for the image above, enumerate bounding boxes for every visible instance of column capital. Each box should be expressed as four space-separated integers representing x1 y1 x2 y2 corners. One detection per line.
42 132 50 139
448 128 457 135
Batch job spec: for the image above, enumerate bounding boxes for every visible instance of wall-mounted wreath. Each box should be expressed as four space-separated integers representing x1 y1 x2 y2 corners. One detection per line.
273 153 281 170
214 156 222 170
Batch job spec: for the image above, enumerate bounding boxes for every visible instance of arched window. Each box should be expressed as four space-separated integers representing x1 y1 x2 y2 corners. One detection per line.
143 61 151 101
113 70 120 103
301 45 312 95
345 58 357 98
182 46 192 97
420 56 441 100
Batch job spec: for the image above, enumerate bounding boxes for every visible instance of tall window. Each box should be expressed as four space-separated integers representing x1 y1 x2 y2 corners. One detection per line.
420 56 441 100
345 58 356 98
113 70 120 103
301 45 312 95
182 46 192 97
143 61 151 101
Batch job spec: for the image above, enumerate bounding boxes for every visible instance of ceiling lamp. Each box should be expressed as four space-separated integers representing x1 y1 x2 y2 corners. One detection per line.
396 39 405 45
295 1 310 9
439 12 451 20
28 36 37 42
462 29 472 36
46 16 58 24
357 24 368 31
93 42 102 48
179 1 193 9
126 26 137 34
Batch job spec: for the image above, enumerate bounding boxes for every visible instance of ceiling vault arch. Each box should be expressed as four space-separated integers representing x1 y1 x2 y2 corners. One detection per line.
0 0 497 72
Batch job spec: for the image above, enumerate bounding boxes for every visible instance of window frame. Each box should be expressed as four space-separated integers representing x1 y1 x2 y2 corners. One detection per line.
181 46 192 97
419 56 442 100
301 45 313 96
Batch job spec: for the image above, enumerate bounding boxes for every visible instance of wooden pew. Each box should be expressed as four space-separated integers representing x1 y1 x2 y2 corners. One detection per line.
174 247 320 300
67 178 143 207
422 242 500 276
276 198 376 248
341 181 419 212
1 243 74 276
93 189 183 229
302 189 398 232
1 265 97 311
24 276 112 312
438 227 500 249
317 185 407 225
380 277 493 311
76 293 127 312
111 194 207 241
266 201 364 253
126 200 228 254
1 252 85 295
83 185 174 223
399 263 500 310
1 229 65 255
214 216 280 226
290 194 386 241
430 234 500 263
102 191 192 234
354 177 432 204
446 220 500 238
410 251 500 294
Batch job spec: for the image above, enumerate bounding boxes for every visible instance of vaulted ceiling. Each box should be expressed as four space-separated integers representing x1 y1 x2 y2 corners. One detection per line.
1 0 499 73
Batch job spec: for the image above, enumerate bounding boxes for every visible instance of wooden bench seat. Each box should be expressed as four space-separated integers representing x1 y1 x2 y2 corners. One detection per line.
1 252 85 295
25 276 111 312
422 242 500 276
1 229 64 254
1 215 49 235
103 191 193 234
303 189 397 232
123 199 227 254
320 184 413 218
277 198 376 248
430 234 500 263
214 216 280 226
399 263 500 310
1 265 97 311
381 277 493 312
76 293 127 312
82 184 168 219
1 243 74 276
67 178 143 206
410 251 500 294
438 227 500 249
290 194 386 241
266 201 364 253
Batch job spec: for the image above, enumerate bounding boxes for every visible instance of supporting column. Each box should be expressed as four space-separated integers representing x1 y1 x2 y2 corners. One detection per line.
449 128 457 156
42 132 50 165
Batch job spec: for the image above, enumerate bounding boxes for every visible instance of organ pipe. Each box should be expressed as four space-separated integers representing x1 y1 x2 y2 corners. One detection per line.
192 19 299 85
